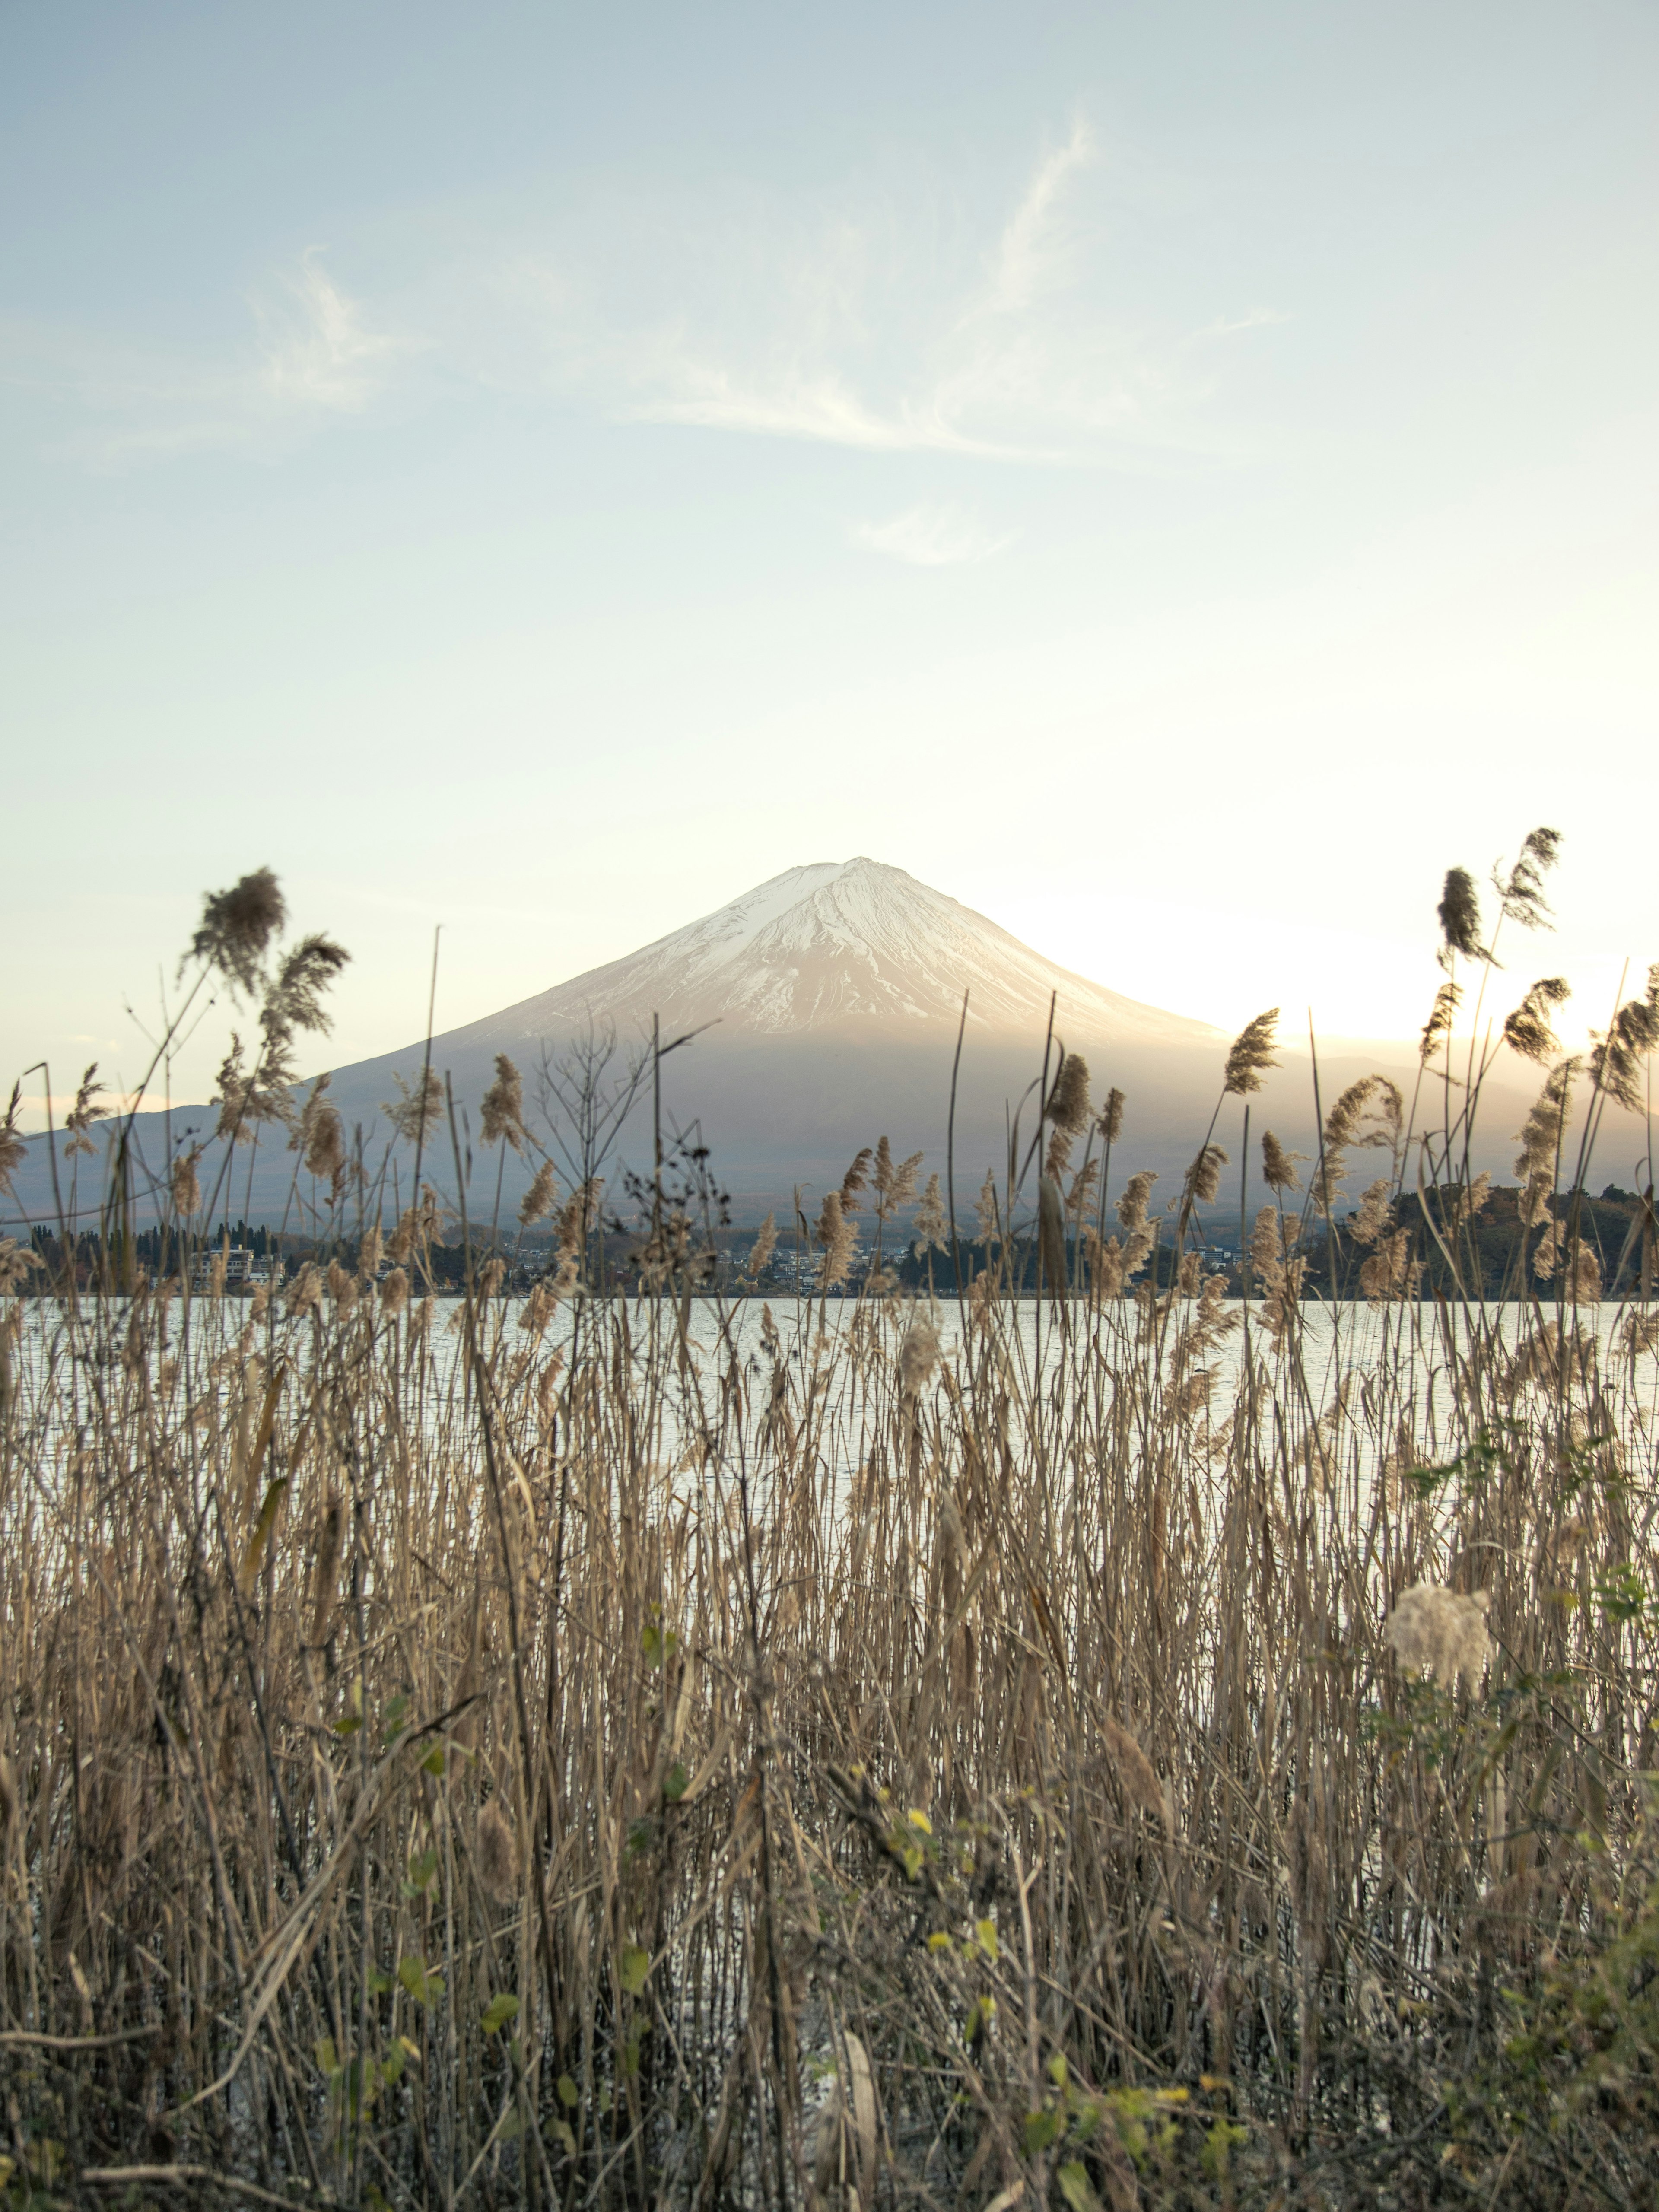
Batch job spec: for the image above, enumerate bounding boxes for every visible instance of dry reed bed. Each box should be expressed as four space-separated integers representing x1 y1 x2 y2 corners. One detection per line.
1 1265 1656 2210
1 842 1658 2209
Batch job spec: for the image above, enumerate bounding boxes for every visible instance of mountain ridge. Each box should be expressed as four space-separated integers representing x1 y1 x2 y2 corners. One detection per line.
435 858 1224 1049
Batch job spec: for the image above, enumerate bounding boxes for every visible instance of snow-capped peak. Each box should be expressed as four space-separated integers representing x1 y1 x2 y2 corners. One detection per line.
459 858 1220 1046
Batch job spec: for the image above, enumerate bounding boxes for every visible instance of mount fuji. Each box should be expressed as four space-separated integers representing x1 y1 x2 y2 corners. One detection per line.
440 858 1221 1050
10 859 1453 1227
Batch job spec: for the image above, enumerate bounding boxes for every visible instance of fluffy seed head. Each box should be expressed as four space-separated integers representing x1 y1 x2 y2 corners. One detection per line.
1116 1171 1159 1235
911 1176 947 1259
1504 977 1571 1065
170 1147 203 1218
1437 867 1487 969
1384 1584 1491 1682
1223 1010 1280 1097
1049 1052 1092 1135
898 1317 940 1398
188 866 286 997
747 1210 778 1278
519 1159 559 1228
479 1055 526 1153
1260 1131 1303 1193
477 1795 519 1903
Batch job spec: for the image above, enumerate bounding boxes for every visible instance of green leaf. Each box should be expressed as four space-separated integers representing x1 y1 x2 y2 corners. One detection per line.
557 2073 580 2108
481 1992 520 2035
398 1955 443 2007
333 1714 363 1736
1056 2161 1101 2211
381 2044 406 2087
619 1943 650 1996
422 1743 446 1776
1022 2108 1061 2159
313 2036 338 2076
975 1916 999 1961
383 1693 410 1738
402 1847 439 1897
663 1762 689 1802
551 2119 578 2158
367 1965 392 1996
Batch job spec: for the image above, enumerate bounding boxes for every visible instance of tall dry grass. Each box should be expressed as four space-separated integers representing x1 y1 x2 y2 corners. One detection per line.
1 846 1658 2209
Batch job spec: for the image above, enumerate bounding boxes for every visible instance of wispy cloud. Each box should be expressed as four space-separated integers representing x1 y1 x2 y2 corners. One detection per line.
853 502 1016 565
481 121 1276 467
3 252 402 465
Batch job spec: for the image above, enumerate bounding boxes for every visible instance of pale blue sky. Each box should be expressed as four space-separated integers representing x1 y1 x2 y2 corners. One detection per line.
5 0 1656 1115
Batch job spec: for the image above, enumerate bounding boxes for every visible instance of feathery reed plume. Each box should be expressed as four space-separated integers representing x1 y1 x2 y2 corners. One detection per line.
1064 1156 1099 1222
1116 1170 1159 1235
296 1078 345 1185
1251 1206 1303 1343
1420 978 1462 1062
357 1225 383 1280
1098 1086 1125 1144
479 1054 527 1152
911 1176 947 1259
1182 1143 1228 1209
973 1170 1001 1250
1564 1239 1602 1303
747 1210 778 1279
1101 1715 1168 1824
872 1137 924 1223
1260 1131 1303 1192
1437 867 1488 969
186 865 286 996
1532 1210 1564 1279
1504 977 1571 1064
1114 1169 1160 1282
519 1158 559 1228
1089 1233 1126 1297
309 1498 343 1647
556 1178 603 1258
1313 1076 1391 1216
1384 1584 1491 1682
388 1187 443 1264
169 1146 203 1218
62 1064 107 1157
1450 1169 1492 1228
1495 825 1562 930
326 1259 358 1311
1348 1178 1390 1247
383 1068 444 1146
286 1261 323 1317
378 1266 410 1316
262 933 350 1046
517 1281 556 1338
0 1238 42 1295
477 1794 519 1904
1589 966 1659 1112
1623 1309 1659 1360
815 1189 858 1290
1514 1060 1577 1224
1049 1051 1092 1134
213 1037 253 1145
1359 1227 1420 1303
1043 1122 1074 1183
898 1317 940 1399
839 1147 873 1213
1223 1009 1280 1096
